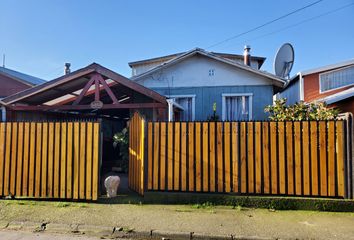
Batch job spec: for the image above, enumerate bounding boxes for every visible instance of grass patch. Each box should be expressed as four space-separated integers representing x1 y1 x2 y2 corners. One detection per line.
175 208 193 212
55 202 71 208
191 202 214 209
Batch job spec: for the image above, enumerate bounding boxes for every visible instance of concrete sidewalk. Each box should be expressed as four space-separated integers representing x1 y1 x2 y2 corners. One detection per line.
0 200 353 240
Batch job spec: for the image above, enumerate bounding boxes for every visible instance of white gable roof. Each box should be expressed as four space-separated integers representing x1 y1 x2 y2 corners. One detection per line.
131 48 285 88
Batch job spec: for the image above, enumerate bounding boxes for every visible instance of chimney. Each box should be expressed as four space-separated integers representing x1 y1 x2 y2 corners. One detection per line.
243 45 251 66
64 63 71 75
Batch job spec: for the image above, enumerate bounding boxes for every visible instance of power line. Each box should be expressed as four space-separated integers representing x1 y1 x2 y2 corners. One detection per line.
206 0 324 49
233 2 354 46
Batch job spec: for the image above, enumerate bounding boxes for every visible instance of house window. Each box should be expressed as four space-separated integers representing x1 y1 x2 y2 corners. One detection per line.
222 93 253 121
209 69 215 76
319 65 354 92
169 95 195 121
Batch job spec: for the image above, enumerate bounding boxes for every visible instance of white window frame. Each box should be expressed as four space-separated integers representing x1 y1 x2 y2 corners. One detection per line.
166 94 196 121
319 65 354 93
222 93 253 121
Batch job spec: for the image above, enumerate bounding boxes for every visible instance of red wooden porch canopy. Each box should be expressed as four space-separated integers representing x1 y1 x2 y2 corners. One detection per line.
2 63 167 113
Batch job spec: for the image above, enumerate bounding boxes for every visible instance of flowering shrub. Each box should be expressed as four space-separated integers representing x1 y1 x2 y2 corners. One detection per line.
264 98 339 121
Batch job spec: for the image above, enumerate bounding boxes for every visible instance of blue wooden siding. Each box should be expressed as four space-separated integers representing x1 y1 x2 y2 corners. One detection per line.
278 79 300 105
151 85 274 121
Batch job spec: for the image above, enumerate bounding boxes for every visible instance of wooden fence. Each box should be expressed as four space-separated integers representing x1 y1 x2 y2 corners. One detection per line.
0 122 101 200
145 121 349 198
128 112 145 195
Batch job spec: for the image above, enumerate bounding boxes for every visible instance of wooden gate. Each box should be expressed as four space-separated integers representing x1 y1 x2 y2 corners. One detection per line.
128 112 145 195
0 121 101 200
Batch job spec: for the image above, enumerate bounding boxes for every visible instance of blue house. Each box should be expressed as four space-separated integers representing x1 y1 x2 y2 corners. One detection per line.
129 47 285 121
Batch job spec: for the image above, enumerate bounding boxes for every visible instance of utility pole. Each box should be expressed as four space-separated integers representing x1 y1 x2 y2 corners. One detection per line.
2 54 5 67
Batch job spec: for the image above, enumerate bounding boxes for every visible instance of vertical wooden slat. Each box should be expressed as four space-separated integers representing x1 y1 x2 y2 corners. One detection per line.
209 123 216 192
10 122 18 196
139 117 145 195
294 122 302 195
202 122 209 192
167 122 173 191
181 123 187 191
66 122 73 199
262 122 270 194
0 123 6 196
128 117 132 189
336 121 345 197
73 122 80 199
286 122 294 195
319 121 327 196
86 122 93 200
60 122 67 199
28 123 36 197
92 123 100 200
134 115 139 192
232 122 238 193
35 123 42 198
195 122 202 192
188 122 194 191
247 122 254 193
41 123 48 197
310 122 318 196
79 122 86 199
224 122 231 193
240 122 247 193
3 123 11 196
327 121 335 197
302 122 310 196
278 122 286 194
16 122 24 196
270 122 278 194
160 122 166 191
174 122 180 191
217 122 223 192
53 122 61 198
148 122 153 190
153 123 160 190
255 122 261 194
47 123 54 198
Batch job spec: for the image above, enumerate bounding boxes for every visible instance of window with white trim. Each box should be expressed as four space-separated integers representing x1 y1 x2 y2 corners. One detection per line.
169 95 195 121
222 93 252 121
320 65 354 92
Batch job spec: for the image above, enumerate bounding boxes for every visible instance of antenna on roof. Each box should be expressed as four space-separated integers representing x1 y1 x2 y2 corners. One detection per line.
2 54 5 68
273 43 295 79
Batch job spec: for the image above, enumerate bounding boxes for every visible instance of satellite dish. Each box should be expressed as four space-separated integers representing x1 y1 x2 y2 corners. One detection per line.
274 43 295 79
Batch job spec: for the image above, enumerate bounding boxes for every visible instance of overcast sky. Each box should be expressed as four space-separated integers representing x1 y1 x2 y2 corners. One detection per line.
1 0 353 80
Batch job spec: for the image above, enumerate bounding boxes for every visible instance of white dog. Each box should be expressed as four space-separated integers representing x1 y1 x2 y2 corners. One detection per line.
104 176 121 198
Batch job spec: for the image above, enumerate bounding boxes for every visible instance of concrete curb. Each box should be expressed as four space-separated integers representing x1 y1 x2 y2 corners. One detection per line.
0 220 275 240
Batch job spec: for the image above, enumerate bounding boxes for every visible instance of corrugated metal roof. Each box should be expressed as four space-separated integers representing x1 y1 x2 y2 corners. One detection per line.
300 59 354 76
128 48 266 68
0 66 46 86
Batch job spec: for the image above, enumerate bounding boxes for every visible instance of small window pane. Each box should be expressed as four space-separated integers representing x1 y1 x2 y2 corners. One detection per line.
225 96 249 121
174 97 193 121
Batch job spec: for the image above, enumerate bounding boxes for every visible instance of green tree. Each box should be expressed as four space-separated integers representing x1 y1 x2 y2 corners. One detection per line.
264 98 339 121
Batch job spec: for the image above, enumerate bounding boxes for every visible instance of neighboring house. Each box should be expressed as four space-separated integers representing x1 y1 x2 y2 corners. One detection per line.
278 59 354 114
129 47 285 121
0 66 46 98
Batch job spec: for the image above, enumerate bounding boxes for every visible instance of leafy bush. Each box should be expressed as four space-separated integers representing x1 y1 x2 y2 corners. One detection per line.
264 98 339 121
113 128 129 172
